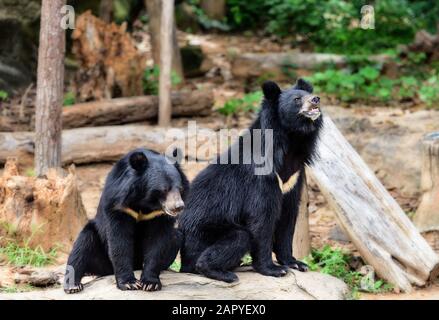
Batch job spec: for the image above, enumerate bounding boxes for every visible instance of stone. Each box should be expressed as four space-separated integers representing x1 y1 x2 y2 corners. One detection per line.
0 269 349 300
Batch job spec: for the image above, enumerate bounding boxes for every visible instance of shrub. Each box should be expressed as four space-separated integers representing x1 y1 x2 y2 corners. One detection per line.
217 91 263 116
142 65 182 95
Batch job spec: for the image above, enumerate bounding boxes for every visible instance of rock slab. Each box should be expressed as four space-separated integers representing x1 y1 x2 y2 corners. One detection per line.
0 270 349 300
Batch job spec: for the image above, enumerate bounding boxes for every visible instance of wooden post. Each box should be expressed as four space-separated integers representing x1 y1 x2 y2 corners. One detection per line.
145 0 184 80
158 0 174 127
414 132 439 232
293 174 311 259
35 0 66 176
201 0 226 20
99 0 113 23
309 116 439 292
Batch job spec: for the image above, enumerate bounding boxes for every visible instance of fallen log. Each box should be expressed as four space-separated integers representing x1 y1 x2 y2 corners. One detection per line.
414 132 439 232
0 90 214 132
309 116 439 292
231 52 389 79
62 90 213 128
0 124 219 165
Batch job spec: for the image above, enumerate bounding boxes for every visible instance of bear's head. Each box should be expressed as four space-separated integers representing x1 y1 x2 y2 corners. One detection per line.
114 148 188 217
262 79 323 134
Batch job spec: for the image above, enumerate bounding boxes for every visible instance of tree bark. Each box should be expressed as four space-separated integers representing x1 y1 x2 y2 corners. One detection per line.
293 174 311 259
145 0 184 80
35 0 66 176
0 158 87 252
99 0 113 23
62 90 213 128
201 0 225 20
309 116 439 292
159 0 174 126
414 132 439 232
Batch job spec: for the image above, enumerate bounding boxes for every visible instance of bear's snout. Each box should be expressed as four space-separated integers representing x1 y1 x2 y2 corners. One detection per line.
162 189 185 216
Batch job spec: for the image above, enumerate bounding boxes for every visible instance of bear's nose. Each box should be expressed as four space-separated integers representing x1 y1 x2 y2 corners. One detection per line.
174 202 185 212
311 96 320 104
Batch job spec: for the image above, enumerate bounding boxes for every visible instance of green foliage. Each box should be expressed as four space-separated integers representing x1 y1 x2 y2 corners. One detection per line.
24 168 36 177
63 92 76 106
0 90 9 101
226 0 269 30
217 91 263 116
0 284 35 294
241 253 252 266
304 246 393 298
307 60 439 106
188 0 231 31
0 240 58 267
169 260 181 272
142 65 182 95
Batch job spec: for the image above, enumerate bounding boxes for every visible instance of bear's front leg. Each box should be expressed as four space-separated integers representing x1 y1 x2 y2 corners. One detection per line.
273 171 308 272
247 198 288 278
107 216 141 291
138 221 182 291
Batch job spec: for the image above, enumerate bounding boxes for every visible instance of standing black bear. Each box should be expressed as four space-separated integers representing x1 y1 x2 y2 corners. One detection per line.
179 79 322 282
64 148 189 293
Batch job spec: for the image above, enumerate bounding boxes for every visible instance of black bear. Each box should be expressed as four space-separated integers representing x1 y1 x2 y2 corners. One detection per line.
64 148 189 293
179 79 322 282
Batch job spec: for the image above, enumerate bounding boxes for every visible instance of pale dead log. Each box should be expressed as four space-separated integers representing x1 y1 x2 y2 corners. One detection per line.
0 125 218 165
231 52 389 79
309 116 439 292
293 174 311 259
62 90 213 128
414 132 439 232
0 158 87 252
159 0 174 127
35 0 66 176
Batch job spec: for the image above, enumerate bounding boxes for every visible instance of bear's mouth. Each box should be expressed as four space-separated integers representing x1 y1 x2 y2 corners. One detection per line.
299 95 321 121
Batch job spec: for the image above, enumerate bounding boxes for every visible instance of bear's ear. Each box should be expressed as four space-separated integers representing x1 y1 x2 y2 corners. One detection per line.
294 78 313 93
262 81 281 101
129 151 148 172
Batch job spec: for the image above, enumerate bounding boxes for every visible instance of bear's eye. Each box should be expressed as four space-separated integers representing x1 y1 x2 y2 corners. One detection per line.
294 97 301 103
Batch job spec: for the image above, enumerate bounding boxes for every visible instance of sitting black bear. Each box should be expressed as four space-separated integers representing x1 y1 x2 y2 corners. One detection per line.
178 79 323 282
64 148 189 293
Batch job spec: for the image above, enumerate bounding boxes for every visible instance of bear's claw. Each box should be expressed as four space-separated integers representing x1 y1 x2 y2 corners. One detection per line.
118 279 142 291
64 283 84 294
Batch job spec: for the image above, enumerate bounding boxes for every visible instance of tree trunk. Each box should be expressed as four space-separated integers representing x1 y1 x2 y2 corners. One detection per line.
293 174 311 259
62 90 213 128
145 0 184 80
158 0 174 126
309 116 439 293
99 0 113 23
35 0 66 176
0 158 87 252
414 132 439 232
201 0 225 20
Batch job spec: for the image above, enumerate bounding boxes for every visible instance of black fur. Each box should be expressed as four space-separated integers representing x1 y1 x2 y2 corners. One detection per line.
179 79 323 282
64 148 189 293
